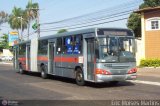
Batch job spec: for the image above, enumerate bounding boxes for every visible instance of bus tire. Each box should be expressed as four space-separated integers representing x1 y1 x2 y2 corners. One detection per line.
75 68 85 86
41 65 47 79
19 64 24 74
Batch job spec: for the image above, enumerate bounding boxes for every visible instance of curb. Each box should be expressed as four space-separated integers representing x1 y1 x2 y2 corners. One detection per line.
0 62 13 65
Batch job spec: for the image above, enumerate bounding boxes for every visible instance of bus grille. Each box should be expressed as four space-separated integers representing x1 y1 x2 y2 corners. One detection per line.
110 69 127 75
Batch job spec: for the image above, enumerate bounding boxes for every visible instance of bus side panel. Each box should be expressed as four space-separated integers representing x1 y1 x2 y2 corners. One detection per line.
37 55 48 73
54 55 83 78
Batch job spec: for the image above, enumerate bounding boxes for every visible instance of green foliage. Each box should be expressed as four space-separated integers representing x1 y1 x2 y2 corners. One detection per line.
57 29 68 33
0 34 11 52
8 1 39 38
127 13 141 37
26 0 39 20
127 0 160 37
140 0 160 9
140 59 160 67
0 11 9 25
8 7 28 31
26 0 39 35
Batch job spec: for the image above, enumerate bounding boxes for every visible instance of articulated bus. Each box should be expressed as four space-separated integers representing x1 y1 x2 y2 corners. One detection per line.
13 28 137 86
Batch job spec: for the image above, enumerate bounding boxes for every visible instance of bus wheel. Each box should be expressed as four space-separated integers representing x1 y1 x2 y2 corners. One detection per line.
41 65 47 79
19 65 24 74
75 68 85 86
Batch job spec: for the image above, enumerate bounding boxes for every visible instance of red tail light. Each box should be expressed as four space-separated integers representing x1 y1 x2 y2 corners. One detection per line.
95 68 111 75
128 68 137 74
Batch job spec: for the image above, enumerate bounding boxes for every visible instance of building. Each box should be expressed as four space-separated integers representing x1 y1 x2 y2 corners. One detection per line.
135 7 160 65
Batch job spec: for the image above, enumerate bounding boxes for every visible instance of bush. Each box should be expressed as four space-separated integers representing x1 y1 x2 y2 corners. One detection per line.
140 59 160 67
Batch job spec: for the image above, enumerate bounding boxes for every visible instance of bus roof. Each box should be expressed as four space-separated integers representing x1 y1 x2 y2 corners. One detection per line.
14 27 133 45
39 27 132 40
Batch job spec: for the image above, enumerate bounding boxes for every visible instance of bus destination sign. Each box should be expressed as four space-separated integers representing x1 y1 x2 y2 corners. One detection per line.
97 29 133 36
103 31 127 36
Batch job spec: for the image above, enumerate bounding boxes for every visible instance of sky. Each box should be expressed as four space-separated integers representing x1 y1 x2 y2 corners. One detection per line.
0 0 143 39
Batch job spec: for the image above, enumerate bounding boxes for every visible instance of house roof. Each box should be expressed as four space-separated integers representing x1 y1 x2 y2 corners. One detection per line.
134 6 160 14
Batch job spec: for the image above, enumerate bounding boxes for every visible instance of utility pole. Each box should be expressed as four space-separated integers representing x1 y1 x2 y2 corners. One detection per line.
37 8 40 38
20 16 23 40
17 16 23 41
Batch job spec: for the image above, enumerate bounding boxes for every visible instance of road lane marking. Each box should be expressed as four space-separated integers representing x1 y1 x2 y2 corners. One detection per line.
130 80 160 86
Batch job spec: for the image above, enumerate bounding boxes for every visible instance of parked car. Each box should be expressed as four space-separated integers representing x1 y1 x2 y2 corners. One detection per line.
0 56 2 61
0 56 5 61
0 56 13 61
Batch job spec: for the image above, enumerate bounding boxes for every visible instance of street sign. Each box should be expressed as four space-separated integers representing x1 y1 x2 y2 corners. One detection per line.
8 32 18 46
32 22 39 30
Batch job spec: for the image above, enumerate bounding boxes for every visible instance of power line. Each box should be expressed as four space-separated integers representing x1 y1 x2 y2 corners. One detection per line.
41 10 133 31
40 0 140 26
22 31 36 38
40 4 138 30
40 17 128 32
26 0 143 37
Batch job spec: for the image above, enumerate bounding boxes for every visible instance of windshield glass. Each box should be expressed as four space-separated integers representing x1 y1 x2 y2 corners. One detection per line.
96 37 136 63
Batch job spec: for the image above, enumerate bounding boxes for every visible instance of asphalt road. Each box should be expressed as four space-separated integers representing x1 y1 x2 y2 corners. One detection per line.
0 63 160 105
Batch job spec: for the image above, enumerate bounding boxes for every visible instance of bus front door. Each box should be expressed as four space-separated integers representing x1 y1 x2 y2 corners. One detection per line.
48 42 55 74
86 38 95 81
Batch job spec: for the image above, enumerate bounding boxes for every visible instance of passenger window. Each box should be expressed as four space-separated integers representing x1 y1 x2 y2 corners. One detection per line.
19 44 26 55
73 35 82 54
63 36 73 54
56 38 62 54
38 40 48 55
62 35 82 55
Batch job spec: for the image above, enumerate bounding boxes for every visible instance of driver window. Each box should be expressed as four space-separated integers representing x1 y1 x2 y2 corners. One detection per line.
108 37 118 56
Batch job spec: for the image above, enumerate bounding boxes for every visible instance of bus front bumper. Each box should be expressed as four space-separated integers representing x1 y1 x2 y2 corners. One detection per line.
95 73 137 82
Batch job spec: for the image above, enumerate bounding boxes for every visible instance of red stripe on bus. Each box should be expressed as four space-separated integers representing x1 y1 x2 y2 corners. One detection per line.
37 56 48 61
18 57 26 61
18 56 78 63
54 57 78 63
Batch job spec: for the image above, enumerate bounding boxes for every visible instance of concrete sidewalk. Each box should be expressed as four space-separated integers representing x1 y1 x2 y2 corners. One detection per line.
0 61 13 65
130 68 160 86
137 68 160 78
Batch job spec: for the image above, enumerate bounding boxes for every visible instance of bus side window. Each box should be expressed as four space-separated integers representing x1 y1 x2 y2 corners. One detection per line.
56 38 62 54
38 40 48 55
73 35 82 54
63 36 73 54
19 44 26 55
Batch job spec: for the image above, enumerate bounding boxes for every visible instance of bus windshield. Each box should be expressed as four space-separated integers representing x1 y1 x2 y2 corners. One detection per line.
96 37 136 63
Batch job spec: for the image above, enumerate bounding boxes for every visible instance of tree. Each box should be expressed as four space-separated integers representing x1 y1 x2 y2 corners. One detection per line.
0 34 10 52
25 0 39 39
139 0 160 9
127 0 160 37
8 7 28 40
57 29 68 33
127 13 141 37
0 11 9 25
